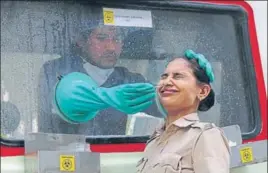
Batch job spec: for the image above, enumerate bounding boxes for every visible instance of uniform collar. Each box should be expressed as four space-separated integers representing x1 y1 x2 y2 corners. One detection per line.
172 112 199 128
151 112 199 138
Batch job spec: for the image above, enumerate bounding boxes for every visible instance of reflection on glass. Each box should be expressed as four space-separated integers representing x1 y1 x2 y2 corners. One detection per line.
1 1 254 140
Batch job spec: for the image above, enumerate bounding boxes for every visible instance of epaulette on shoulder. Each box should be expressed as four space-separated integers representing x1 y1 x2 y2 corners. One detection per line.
191 122 216 131
146 130 161 145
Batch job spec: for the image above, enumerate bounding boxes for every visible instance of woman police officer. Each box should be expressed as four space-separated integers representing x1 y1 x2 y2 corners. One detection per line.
136 50 230 173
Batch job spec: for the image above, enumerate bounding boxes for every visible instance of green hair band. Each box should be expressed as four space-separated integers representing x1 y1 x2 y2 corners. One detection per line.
184 49 215 83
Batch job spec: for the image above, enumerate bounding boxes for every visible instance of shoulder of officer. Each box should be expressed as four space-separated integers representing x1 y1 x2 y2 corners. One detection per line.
191 121 216 131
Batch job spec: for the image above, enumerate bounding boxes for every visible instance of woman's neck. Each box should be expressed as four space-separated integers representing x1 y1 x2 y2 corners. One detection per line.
165 108 197 128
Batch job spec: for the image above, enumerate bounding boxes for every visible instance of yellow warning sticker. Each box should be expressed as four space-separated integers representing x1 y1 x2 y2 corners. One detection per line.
102 8 152 27
103 10 114 25
239 147 254 163
60 155 76 172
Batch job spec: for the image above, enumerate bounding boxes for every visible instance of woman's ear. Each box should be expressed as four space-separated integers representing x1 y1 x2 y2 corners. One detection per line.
198 84 211 101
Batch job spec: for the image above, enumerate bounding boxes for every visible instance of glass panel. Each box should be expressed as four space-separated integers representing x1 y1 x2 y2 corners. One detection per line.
1 1 254 140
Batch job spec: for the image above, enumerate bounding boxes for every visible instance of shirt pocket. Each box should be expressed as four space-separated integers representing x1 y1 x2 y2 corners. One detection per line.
136 157 148 173
153 153 182 173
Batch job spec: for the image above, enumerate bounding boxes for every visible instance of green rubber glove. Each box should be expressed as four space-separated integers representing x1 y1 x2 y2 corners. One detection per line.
95 83 156 114
54 72 156 123
54 72 107 123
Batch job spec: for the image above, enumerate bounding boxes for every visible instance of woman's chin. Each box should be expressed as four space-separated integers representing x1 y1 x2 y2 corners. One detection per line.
160 98 177 108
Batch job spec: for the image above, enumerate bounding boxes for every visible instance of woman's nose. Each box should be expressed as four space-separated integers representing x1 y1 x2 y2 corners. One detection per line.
160 77 173 87
166 76 174 83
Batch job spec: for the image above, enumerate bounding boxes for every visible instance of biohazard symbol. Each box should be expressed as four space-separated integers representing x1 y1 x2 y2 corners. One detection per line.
60 155 75 172
240 147 254 163
62 159 72 170
103 10 114 25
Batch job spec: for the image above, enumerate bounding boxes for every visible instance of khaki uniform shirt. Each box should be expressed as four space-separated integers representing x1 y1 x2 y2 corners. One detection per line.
136 113 230 173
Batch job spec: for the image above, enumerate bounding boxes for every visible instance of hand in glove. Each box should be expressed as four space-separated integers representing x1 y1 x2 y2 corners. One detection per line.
94 83 156 114
54 72 156 123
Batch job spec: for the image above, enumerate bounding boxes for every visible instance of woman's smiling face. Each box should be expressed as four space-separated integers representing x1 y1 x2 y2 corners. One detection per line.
157 58 202 112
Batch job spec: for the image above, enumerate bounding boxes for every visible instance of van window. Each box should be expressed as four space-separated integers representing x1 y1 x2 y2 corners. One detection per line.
1 1 261 142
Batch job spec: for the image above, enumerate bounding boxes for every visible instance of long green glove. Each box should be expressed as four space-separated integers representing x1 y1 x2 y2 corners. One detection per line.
54 72 156 123
95 83 156 114
54 72 105 124
71 81 156 115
